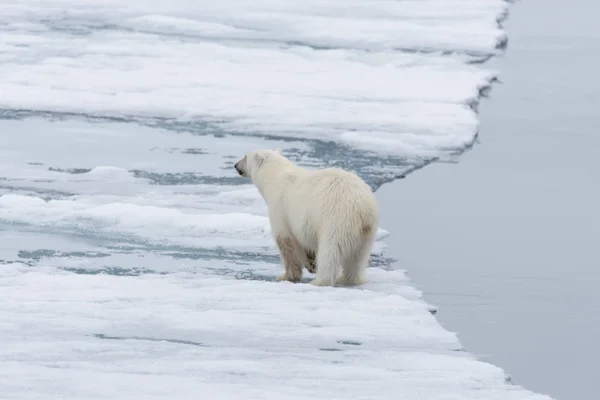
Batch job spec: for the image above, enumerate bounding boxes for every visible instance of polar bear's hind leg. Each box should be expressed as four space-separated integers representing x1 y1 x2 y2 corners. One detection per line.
310 237 342 287
337 225 376 286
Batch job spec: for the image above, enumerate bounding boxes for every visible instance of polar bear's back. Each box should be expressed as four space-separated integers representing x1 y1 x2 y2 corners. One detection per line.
305 167 374 202
285 167 379 246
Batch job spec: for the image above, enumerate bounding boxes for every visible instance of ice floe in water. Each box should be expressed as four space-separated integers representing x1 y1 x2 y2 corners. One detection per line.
0 1 553 399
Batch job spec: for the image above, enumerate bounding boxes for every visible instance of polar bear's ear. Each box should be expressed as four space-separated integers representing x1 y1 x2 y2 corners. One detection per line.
254 153 265 168
274 148 282 154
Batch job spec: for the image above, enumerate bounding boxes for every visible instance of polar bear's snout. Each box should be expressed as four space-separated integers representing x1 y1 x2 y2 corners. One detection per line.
234 156 248 177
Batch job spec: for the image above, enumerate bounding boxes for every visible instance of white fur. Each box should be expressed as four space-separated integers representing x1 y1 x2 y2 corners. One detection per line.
234 149 379 287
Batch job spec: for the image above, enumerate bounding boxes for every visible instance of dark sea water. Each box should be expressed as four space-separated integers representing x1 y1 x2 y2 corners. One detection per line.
379 1 600 399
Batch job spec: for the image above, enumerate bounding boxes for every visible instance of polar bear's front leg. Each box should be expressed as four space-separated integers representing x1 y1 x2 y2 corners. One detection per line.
305 250 317 274
275 236 305 283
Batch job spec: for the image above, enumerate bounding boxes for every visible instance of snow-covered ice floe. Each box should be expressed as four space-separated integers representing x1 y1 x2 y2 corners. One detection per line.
0 1 552 399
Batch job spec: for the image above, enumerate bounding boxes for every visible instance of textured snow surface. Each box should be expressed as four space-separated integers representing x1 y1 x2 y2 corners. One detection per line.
0 1 553 399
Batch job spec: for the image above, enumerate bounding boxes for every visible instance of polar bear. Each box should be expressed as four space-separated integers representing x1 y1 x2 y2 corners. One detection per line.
234 149 379 287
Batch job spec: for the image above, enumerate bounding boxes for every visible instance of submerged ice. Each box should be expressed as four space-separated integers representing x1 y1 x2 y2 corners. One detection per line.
0 1 553 399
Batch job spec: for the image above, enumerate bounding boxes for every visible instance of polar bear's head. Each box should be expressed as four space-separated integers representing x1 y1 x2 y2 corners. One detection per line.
234 148 283 180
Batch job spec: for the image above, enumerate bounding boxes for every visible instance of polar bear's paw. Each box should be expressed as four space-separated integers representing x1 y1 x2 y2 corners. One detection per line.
309 278 335 287
277 273 301 283
336 276 368 286
304 250 317 273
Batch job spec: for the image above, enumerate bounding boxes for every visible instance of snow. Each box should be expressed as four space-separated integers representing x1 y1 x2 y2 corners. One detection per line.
0 0 553 399
0 0 501 159
0 263 543 400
